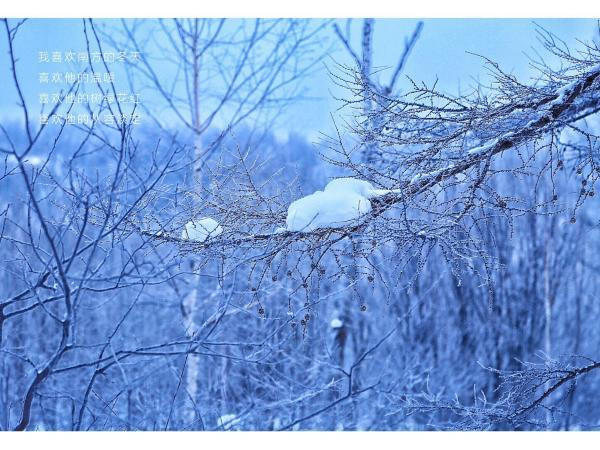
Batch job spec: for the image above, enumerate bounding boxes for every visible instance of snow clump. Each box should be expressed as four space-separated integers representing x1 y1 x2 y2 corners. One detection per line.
181 217 223 242
285 178 393 232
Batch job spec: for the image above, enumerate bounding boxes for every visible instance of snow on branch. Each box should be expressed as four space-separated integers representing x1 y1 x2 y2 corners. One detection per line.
149 60 600 254
138 43 600 314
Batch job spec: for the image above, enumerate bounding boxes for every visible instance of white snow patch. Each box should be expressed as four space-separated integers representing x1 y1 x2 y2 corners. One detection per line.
454 173 468 182
217 414 240 430
27 156 44 166
330 318 343 329
181 217 223 242
286 178 388 232
410 166 451 184
468 139 497 155
323 178 378 197
6 154 44 166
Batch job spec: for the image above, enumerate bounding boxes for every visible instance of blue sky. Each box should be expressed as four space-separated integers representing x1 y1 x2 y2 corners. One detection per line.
0 19 597 139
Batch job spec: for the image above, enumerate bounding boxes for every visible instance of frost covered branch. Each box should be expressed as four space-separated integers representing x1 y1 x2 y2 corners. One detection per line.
146 47 600 300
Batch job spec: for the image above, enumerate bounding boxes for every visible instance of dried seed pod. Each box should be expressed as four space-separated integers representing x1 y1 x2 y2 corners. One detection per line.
258 307 265 315
360 305 367 312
